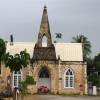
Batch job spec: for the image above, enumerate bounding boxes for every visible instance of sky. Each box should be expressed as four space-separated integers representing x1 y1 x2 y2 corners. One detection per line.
0 0 100 57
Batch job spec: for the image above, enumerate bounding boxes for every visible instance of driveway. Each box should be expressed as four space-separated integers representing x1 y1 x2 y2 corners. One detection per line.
24 95 100 100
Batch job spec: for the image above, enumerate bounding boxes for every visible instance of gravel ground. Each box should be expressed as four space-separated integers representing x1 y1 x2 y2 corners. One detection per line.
23 95 100 100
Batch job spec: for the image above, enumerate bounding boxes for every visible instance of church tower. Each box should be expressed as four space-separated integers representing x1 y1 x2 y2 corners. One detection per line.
32 6 56 61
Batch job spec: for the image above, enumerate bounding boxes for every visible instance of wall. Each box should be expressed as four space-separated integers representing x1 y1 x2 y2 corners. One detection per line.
32 60 59 94
0 61 87 95
59 61 87 95
0 62 11 92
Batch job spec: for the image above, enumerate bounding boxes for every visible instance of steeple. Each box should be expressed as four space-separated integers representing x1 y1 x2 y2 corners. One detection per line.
39 5 50 35
37 5 52 47
32 6 56 61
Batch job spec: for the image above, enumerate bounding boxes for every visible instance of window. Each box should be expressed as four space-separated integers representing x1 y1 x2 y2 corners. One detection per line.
13 71 22 88
64 68 74 88
42 35 47 47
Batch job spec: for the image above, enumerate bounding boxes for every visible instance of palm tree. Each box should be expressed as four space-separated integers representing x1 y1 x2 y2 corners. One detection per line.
72 35 91 61
55 33 62 43
0 38 6 74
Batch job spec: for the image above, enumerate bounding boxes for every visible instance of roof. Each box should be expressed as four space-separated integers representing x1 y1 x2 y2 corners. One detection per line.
55 43 83 61
6 42 83 61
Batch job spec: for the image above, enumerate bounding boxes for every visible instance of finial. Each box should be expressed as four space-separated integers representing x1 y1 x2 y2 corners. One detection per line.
44 5 47 9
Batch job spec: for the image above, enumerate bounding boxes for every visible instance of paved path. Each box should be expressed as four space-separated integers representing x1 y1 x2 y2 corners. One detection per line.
23 95 100 100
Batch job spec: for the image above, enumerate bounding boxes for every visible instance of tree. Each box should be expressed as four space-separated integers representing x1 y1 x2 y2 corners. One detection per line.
55 33 62 43
87 57 94 75
87 53 100 87
2 49 30 72
0 38 6 74
94 53 100 71
72 35 91 61
88 73 99 86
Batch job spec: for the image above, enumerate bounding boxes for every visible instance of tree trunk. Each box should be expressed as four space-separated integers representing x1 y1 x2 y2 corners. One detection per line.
0 61 1 74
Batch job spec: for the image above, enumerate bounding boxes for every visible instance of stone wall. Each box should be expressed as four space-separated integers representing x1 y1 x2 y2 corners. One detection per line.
0 61 87 95
27 85 37 94
0 76 6 92
58 61 87 95
0 63 11 92
31 60 87 95
32 60 59 94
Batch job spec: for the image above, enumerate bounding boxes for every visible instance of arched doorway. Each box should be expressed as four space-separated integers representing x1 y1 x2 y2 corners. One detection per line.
38 67 51 91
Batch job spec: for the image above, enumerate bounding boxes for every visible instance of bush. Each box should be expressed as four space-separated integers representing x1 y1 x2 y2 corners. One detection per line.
25 76 36 85
88 73 99 86
20 75 36 95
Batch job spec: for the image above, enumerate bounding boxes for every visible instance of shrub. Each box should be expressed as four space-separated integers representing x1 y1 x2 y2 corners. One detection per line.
88 73 99 86
20 75 36 95
25 75 36 85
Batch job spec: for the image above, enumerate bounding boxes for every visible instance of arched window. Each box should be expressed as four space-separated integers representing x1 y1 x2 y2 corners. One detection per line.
64 68 74 88
12 71 22 88
42 35 47 47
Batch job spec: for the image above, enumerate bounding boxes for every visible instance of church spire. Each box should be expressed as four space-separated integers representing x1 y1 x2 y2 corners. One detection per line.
32 6 56 61
37 5 52 47
39 5 50 35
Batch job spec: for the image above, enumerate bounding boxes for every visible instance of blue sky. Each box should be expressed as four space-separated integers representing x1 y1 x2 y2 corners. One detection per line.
0 0 100 57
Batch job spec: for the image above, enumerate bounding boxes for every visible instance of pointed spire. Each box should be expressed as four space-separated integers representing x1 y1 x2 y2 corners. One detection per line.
32 6 56 61
37 5 52 47
39 5 51 35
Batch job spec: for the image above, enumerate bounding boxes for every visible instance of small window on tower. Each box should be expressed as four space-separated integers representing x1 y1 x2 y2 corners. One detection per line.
42 35 47 47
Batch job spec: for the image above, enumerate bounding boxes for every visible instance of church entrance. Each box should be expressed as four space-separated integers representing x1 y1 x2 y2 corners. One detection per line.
38 67 51 93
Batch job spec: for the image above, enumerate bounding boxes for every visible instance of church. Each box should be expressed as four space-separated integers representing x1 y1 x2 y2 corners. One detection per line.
0 6 87 95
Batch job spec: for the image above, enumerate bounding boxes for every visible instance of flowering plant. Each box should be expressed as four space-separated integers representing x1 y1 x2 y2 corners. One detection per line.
38 85 49 93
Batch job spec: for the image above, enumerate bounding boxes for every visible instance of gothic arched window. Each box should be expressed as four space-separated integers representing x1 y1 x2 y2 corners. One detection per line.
64 68 74 88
